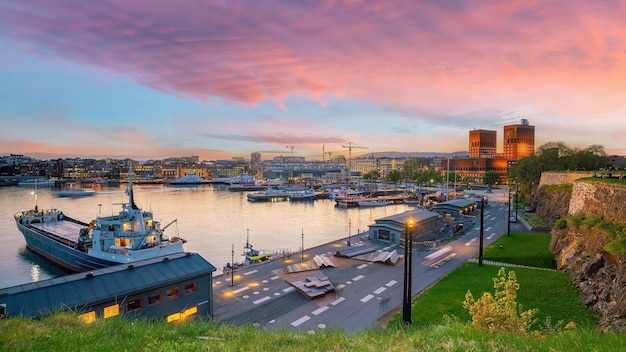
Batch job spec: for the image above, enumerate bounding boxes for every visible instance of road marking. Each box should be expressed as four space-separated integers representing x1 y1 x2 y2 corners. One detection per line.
244 269 258 276
331 297 346 305
385 280 397 287
335 284 346 290
283 287 295 293
291 315 311 327
353 275 365 281
357 264 368 269
214 281 221 285
253 296 271 305
271 276 280 280
382 246 392 250
312 306 329 315
486 227 492 231
360 294 375 303
487 233 495 239
233 286 250 294
373 287 387 295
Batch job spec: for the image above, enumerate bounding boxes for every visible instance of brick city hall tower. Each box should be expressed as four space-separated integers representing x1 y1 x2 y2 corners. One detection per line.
503 119 535 160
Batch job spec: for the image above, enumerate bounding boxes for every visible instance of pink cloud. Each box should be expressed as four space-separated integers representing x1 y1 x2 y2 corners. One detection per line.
1 0 626 151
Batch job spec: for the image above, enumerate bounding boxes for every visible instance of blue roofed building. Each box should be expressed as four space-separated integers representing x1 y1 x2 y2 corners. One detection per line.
367 209 440 245
0 252 216 324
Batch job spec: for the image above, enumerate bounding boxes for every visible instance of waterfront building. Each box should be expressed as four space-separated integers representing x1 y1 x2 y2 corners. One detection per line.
432 199 478 219
262 159 347 182
0 252 216 323
447 157 508 184
469 129 497 157
367 209 440 244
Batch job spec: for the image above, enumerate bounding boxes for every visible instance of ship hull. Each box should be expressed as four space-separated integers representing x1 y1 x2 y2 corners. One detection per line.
17 223 119 272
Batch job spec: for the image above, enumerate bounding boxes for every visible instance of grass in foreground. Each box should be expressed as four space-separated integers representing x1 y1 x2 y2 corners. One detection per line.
0 232 620 351
1 312 625 352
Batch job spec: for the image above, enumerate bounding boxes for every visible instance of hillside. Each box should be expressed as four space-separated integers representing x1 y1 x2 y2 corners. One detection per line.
535 174 626 331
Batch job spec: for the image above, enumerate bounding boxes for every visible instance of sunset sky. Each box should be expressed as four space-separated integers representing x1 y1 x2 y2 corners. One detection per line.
1 0 625 161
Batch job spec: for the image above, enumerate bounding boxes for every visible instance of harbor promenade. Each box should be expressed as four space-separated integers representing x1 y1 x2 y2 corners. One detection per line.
212 198 516 333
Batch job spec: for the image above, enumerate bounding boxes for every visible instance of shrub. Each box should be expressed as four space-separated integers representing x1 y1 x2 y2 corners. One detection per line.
581 215 603 228
463 267 537 335
554 218 567 229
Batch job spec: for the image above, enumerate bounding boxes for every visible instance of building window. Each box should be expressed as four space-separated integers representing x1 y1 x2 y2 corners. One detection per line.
103 304 120 319
126 298 142 313
184 282 197 295
79 311 97 324
147 292 162 306
166 286 180 300
378 229 391 241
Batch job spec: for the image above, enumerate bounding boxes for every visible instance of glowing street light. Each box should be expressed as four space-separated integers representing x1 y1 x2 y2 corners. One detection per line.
402 218 416 326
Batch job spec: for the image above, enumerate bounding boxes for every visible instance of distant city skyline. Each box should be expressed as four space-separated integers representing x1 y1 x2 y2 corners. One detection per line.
1 1 625 161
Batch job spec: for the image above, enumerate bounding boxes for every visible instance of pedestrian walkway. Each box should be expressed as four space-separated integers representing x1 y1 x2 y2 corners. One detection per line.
467 258 558 271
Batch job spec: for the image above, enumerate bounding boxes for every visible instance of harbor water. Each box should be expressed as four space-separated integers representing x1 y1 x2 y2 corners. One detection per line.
0 184 414 288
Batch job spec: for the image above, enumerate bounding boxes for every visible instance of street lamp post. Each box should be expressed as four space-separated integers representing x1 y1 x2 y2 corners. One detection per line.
230 243 235 286
479 197 484 266
301 228 304 262
347 219 351 247
402 219 415 326
507 188 511 237
515 182 519 221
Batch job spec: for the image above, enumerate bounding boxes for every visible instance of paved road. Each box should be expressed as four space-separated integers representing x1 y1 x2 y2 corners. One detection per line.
212 197 525 333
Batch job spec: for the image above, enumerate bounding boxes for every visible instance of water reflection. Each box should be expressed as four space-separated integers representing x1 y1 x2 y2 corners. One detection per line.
1 184 413 288
30 263 41 282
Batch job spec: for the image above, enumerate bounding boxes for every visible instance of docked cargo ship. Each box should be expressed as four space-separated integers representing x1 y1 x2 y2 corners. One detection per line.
14 173 186 272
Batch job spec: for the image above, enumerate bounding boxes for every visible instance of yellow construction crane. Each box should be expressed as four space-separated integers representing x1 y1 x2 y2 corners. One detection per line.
342 142 368 172
322 144 340 162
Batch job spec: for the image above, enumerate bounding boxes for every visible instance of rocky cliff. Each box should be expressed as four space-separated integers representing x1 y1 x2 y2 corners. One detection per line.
550 227 625 331
536 176 626 331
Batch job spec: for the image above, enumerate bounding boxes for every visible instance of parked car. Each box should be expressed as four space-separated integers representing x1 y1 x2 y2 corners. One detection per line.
510 216 517 223
525 207 535 213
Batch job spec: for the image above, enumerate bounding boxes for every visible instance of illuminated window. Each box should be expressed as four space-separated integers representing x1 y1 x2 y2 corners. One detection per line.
166 287 180 300
184 306 198 316
103 304 120 319
147 292 162 306
79 311 96 324
126 298 142 313
167 312 182 323
184 282 197 295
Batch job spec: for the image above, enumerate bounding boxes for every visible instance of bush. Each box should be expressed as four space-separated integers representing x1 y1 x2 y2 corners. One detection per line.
463 267 537 335
581 215 603 228
554 218 567 229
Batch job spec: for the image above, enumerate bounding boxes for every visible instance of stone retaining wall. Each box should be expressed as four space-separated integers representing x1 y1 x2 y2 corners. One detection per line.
539 171 595 186
569 180 626 225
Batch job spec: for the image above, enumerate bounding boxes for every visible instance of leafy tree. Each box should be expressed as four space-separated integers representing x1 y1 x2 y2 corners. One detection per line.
363 169 380 182
463 268 537 334
412 169 442 187
386 169 403 187
509 142 609 201
402 158 422 182
482 170 500 192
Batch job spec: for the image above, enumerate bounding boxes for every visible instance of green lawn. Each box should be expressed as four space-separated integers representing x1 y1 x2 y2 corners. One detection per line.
387 232 596 330
483 232 556 269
